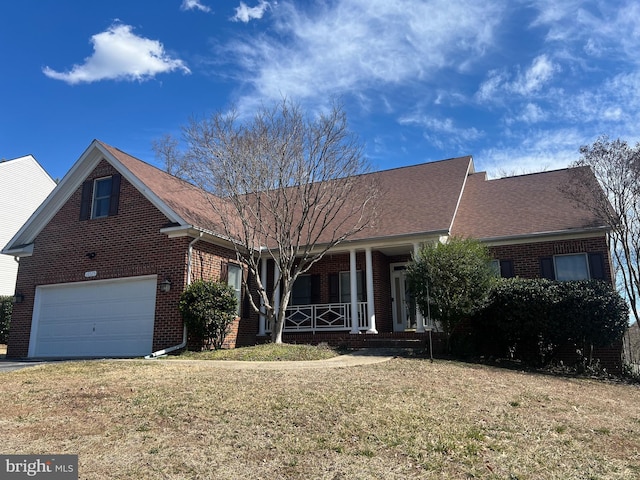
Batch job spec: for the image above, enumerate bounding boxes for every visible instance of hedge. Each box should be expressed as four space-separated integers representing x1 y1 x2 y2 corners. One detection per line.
471 279 628 366
0 296 12 344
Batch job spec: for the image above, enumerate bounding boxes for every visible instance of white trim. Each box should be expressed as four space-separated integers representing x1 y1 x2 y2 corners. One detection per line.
479 228 609 247
365 247 377 334
349 249 360 334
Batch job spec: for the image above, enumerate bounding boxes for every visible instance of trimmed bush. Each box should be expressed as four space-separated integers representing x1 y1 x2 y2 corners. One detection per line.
179 280 238 350
0 296 12 344
474 279 628 367
407 237 495 350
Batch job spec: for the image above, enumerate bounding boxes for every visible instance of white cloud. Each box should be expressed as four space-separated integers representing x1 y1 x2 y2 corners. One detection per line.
477 128 585 178
232 1 270 23
43 23 190 85
226 0 505 109
512 55 559 95
181 0 211 13
477 55 558 101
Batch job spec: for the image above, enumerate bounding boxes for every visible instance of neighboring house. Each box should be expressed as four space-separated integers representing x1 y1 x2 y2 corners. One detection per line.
0 155 56 296
2 140 612 359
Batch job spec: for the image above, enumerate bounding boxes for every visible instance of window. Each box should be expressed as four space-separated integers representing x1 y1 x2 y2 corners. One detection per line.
339 271 364 303
554 254 589 281
291 274 312 305
541 253 606 281
92 177 113 218
227 264 242 315
491 259 515 278
79 173 121 220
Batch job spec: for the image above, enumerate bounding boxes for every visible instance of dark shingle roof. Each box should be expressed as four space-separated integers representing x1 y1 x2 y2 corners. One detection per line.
100 141 607 244
451 167 606 239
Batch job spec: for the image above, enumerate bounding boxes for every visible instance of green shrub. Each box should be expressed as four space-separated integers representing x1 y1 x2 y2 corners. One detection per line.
474 279 628 367
407 237 495 350
0 296 12 344
178 280 238 350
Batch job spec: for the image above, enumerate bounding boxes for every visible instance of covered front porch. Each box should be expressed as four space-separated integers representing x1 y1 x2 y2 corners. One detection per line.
256 240 441 337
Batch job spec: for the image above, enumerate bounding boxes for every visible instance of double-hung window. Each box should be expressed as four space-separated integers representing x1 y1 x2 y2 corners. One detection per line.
79 173 121 220
92 177 113 219
227 263 243 315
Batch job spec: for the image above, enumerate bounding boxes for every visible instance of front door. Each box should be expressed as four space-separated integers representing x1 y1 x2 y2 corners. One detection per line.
391 264 416 331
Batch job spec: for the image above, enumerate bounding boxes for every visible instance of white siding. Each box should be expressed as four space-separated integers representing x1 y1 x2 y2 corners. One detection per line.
0 156 56 295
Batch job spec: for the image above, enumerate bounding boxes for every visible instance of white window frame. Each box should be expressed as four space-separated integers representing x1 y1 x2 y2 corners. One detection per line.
554 253 590 281
91 176 112 219
227 263 243 315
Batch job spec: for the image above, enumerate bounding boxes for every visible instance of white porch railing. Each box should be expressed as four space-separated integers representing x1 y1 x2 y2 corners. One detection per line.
281 302 368 332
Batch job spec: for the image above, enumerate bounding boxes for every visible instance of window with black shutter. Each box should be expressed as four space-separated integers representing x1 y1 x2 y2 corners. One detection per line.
79 173 122 220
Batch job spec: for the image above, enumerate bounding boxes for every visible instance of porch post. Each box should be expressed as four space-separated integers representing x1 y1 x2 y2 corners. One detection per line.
349 249 360 334
413 242 426 333
258 257 267 336
365 247 377 333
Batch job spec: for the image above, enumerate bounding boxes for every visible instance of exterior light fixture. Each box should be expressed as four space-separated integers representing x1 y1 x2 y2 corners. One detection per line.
12 293 24 304
159 278 172 293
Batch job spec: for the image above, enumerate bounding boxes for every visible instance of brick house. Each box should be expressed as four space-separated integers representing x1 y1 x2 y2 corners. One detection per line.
2 140 612 358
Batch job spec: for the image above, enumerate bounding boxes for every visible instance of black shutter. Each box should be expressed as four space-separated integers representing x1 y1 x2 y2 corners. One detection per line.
500 260 515 279
220 261 229 282
540 257 555 280
79 180 93 220
310 274 321 304
588 253 605 280
359 270 367 301
108 173 121 216
328 273 339 303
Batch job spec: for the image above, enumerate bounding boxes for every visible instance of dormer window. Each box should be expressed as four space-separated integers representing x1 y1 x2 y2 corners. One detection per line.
79 173 121 220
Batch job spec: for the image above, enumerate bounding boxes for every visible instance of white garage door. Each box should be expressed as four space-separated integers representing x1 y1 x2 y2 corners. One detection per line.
29 275 157 358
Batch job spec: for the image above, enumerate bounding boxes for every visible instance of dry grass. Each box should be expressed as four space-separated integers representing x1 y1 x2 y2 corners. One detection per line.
175 343 341 361
1 358 639 479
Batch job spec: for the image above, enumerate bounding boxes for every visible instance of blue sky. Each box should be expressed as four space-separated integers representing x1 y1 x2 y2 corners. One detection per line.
2 0 639 181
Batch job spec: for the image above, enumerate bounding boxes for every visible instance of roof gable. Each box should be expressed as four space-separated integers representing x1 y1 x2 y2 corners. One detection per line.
2 140 198 255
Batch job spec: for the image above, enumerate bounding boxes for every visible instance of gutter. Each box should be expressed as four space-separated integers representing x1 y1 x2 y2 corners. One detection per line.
145 232 203 359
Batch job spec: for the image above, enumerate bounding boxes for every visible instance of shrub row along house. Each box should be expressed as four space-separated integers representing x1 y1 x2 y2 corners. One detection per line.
2 140 612 359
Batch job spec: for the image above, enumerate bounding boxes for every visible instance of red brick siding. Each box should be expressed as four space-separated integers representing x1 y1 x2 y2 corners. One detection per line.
7 160 253 357
489 236 612 281
188 241 259 349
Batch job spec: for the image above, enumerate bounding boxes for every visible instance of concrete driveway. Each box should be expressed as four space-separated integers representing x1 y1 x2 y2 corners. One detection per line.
0 360 49 373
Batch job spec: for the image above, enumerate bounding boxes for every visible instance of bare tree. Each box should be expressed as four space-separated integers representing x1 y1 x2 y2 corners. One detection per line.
157 99 379 343
152 133 188 177
567 135 640 325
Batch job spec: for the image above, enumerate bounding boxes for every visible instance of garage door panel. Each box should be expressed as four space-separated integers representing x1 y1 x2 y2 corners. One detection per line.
30 276 157 358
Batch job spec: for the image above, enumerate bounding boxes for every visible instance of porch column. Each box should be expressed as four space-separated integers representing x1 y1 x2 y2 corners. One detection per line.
258 257 267 336
365 247 377 333
350 249 360 334
413 243 426 333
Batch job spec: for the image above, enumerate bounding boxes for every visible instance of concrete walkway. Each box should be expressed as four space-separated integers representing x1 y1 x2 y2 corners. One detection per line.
143 348 399 370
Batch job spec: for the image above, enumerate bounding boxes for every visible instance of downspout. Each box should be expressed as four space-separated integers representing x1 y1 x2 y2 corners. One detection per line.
146 232 203 359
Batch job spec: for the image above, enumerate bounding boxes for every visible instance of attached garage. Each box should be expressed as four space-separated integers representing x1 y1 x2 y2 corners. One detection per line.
28 275 157 358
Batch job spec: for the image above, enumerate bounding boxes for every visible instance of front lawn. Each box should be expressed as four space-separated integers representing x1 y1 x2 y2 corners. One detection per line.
173 342 341 361
1 357 638 479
